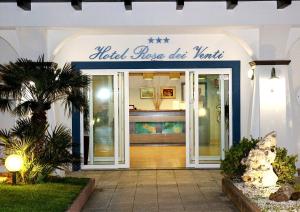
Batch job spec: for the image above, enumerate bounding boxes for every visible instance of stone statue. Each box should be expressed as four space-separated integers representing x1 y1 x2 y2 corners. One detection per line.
241 131 278 187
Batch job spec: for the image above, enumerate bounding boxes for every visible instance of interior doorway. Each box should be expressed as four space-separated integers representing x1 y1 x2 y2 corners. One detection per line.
129 72 186 169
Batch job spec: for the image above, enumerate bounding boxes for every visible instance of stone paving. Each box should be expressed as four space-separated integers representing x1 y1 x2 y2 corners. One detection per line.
71 170 238 212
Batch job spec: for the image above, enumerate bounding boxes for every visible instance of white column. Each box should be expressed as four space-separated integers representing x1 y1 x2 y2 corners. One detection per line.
250 70 260 138
250 63 297 157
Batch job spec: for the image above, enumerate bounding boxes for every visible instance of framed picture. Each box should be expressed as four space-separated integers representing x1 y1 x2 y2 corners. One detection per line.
140 87 155 99
161 87 176 99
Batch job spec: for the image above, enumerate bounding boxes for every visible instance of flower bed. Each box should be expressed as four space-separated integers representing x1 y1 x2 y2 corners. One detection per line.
223 178 300 212
234 182 300 212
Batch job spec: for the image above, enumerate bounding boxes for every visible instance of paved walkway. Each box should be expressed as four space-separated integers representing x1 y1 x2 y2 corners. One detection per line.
72 170 238 212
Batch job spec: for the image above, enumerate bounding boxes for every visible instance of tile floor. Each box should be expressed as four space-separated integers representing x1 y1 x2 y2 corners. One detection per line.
70 170 238 212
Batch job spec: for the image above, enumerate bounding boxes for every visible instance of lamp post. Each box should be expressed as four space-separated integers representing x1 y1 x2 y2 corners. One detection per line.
5 154 23 185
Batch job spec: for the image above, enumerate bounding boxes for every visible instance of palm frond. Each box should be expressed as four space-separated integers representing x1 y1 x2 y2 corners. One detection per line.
10 118 48 140
62 88 87 115
40 125 73 167
0 129 10 146
13 101 33 116
0 98 14 112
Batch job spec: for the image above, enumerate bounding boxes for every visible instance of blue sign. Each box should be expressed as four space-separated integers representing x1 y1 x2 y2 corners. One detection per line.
89 37 224 61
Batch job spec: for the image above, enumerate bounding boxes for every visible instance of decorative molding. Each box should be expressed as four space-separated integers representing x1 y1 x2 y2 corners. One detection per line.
17 0 31 10
277 0 292 9
71 0 82 10
5 0 293 11
176 0 184 10
249 60 291 67
227 0 238 10
124 0 132 10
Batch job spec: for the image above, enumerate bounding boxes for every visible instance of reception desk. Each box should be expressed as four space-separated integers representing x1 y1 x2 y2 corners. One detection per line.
129 110 185 145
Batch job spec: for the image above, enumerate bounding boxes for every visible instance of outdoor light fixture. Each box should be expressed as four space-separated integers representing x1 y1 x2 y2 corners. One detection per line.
5 154 23 185
270 67 278 80
143 73 154 80
169 72 180 80
248 68 254 80
270 67 279 93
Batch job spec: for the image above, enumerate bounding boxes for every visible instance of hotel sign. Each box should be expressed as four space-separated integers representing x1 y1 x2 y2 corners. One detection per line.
88 37 224 61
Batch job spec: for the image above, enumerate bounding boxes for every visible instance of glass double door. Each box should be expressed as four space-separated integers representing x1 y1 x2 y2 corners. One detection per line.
82 71 129 169
186 69 232 168
81 69 231 169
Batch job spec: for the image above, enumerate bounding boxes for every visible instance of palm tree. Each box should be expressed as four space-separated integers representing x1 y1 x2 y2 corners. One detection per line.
0 118 75 183
0 55 89 128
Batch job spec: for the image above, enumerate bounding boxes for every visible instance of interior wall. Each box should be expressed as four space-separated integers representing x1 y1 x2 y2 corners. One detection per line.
129 75 185 110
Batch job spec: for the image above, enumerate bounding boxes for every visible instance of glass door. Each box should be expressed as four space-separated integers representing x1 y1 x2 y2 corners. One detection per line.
187 69 232 168
81 71 129 169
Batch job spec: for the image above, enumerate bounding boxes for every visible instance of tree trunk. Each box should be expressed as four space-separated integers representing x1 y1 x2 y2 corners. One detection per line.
31 110 47 129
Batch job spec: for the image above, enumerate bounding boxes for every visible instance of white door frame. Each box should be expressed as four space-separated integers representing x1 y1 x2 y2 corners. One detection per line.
80 69 129 169
191 68 232 168
78 68 232 170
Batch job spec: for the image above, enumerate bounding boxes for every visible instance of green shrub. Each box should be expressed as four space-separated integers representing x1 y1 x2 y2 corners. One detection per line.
0 119 75 184
221 136 298 184
272 147 298 184
220 137 259 179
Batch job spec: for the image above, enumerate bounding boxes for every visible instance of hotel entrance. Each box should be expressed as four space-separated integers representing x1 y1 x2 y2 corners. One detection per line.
129 72 186 169
79 68 233 170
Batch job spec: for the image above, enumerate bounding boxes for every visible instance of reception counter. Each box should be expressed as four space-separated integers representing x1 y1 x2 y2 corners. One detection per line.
129 110 185 145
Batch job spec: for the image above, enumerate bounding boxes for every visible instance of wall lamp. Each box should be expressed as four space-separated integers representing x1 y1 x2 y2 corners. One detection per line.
248 68 255 80
270 67 279 79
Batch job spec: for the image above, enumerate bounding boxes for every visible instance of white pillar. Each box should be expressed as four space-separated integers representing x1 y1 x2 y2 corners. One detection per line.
250 71 260 138
250 61 297 157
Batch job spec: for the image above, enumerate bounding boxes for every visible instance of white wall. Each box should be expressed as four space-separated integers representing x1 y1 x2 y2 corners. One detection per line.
289 40 300 166
0 37 18 131
0 37 18 163
129 75 185 110
1 25 300 167
52 33 253 138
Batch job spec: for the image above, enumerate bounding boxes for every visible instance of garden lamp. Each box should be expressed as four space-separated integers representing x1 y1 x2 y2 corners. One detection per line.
5 154 23 185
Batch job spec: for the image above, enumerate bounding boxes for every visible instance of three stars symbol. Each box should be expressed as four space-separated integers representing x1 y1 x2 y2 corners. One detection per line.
148 37 170 44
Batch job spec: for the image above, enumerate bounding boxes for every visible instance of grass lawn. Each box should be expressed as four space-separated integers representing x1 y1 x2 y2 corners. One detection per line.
0 177 90 212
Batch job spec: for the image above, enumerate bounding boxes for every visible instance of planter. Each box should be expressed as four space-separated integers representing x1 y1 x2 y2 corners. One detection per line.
222 178 261 212
67 178 95 212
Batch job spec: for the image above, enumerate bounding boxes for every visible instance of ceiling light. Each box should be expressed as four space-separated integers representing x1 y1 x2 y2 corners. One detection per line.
169 72 180 80
143 73 154 80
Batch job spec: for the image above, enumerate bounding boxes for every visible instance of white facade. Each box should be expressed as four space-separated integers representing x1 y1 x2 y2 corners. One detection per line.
0 1 300 167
